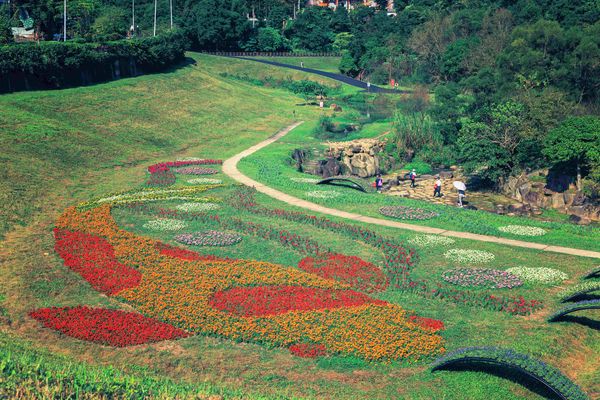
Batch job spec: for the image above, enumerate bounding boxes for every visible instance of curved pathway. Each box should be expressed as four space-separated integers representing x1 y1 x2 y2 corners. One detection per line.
223 122 600 259
233 57 405 94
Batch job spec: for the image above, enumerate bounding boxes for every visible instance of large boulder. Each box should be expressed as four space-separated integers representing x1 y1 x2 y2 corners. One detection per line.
327 138 385 178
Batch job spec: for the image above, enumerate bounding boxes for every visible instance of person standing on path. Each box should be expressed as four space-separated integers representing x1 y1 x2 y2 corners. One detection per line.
433 175 442 197
375 174 383 193
410 169 417 188
457 188 466 207
300 61 304 68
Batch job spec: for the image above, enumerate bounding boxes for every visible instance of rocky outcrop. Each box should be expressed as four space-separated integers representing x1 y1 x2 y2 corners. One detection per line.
501 172 599 222
326 139 389 178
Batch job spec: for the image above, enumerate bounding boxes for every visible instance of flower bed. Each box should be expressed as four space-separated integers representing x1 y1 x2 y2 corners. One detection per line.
430 347 588 400
54 229 141 295
506 267 568 284
409 235 455 248
155 242 231 262
409 316 445 332
143 218 187 231
175 230 242 246
298 254 388 293
174 202 220 212
444 249 495 264
548 300 600 322
442 268 523 289
79 186 219 209
55 205 444 361
146 159 222 187
174 167 219 175
209 286 386 317
498 225 547 236
187 178 223 185
288 343 327 358
306 190 342 199
583 266 600 280
379 206 439 220
30 306 189 346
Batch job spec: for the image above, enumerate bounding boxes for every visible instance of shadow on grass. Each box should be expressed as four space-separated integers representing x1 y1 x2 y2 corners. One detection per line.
556 315 600 331
435 361 564 400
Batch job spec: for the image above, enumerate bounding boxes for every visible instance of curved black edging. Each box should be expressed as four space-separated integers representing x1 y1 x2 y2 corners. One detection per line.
583 267 600 279
228 57 407 94
317 178 367 193
432 358 573 400
548 300 600 322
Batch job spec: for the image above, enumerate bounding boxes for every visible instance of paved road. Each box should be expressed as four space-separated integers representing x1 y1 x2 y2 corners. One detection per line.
232 57 405 94
223 122 600 259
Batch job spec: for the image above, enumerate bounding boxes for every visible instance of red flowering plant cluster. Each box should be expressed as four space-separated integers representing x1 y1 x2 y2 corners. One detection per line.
209 285 386 317
298 254 388 293
409 316 445 332
288 343 327 358
146 159 222 187
54 229 141 295
30 306 189 346
155 241 232 262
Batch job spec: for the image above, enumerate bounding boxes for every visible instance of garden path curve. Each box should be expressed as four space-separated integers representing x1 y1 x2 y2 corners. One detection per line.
222 122 600 259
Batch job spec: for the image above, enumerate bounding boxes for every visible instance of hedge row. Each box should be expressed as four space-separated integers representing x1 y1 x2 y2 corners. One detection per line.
0 30 188 93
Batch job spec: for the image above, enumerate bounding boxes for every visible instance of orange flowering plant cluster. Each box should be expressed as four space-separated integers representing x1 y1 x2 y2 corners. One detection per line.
52 204 445 361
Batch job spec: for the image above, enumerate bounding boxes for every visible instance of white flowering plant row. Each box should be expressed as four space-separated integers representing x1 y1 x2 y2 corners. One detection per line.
175 202 221 212
506 267 568 284
143 218 188 231
498 225 547 236
444 249 495 264
409 235 455 248
306 190 342 199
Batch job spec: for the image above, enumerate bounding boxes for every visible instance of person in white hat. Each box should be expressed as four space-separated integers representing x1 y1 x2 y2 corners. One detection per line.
410 169 417 188
433 175 442 197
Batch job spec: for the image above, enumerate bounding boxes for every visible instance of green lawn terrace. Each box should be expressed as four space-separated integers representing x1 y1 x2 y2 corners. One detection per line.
1 53 599 400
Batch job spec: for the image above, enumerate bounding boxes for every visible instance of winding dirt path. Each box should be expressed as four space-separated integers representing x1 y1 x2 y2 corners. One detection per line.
222 122 600 259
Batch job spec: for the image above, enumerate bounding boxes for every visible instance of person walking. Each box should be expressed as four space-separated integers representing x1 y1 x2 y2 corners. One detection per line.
433 175 442 197
375 174 383 193
457 188 466 207
409 169 417 188
300 61 304 68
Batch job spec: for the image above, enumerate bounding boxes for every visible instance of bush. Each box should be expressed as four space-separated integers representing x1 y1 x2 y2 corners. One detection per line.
0 30 188 92
402 161 433 174
431 347 589 400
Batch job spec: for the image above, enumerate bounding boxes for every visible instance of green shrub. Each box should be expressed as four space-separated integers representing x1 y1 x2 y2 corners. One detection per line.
431 347 588 400
402 161 433 174
559 281 600 302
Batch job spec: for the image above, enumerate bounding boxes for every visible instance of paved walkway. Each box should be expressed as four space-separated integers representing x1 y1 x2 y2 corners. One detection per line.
232 57 405 94
223 122 600 259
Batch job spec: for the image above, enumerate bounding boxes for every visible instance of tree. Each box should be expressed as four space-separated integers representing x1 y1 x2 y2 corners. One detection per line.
289 80 328 104
457 101 527 186
256 27 285 51
183 0 249 50
0 7 12 44
287 7 333 51
543 116 600 191
92 6 128 39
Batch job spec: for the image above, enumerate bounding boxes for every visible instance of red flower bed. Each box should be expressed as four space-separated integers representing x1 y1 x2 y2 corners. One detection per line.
298 254 388 293
30 306 189 346
289 343 327 358
155 242 231 262
54 229 141 295
209 286 386 317
409 315 445 332
146 159 222 187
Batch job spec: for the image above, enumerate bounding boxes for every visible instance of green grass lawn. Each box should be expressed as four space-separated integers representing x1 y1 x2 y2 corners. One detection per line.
1 52 598 399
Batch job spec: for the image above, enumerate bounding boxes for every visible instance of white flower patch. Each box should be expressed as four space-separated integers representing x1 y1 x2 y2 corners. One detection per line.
143 218 187 231
444 249 495 264
506 267 568 284
498 225 547 236
176 157 203 161
291 177 320 184
306 190 342 199
409 235 455 248
175 202 221 212
187 178 223 185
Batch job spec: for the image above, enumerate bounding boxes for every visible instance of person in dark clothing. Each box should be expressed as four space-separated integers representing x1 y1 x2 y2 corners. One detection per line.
433 175 442 197
409 169 417 188
375 174 383 192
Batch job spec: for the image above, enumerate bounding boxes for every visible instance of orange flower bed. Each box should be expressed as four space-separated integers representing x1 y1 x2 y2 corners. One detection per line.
54 205 445 361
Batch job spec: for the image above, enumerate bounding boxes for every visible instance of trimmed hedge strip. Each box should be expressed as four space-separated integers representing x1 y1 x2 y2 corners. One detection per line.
548 300 600 322
0 30 187 93
583 266 600 280
431 347 588 400
559 281 600 303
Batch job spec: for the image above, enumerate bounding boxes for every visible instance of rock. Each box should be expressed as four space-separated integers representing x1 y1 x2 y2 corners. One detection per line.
439 171 453 179
568 214 591 225
496 205 506 215
330 103 342 112
572 192 587 206
449 165 458 171
531 206 543 215
420 174 434 180
523 191 539 204
551 193 565 208
321 158 341 178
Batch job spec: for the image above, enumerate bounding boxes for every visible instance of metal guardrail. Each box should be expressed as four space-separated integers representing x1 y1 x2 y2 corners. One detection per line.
202 51 342 57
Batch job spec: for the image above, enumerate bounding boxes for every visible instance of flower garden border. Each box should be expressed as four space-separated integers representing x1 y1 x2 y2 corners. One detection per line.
547 300 600 322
